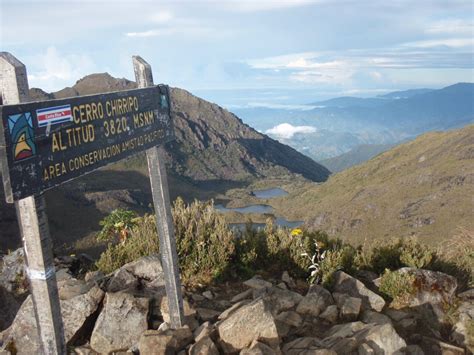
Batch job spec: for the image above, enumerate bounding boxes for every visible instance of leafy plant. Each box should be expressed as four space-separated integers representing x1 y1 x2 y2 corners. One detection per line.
97 208 139 243
379 269 416 305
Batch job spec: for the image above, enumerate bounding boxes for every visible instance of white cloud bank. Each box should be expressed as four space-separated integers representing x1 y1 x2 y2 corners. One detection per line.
265 123 316 139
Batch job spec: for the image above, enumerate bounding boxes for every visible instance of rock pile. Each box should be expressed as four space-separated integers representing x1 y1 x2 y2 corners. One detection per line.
0 253 472 354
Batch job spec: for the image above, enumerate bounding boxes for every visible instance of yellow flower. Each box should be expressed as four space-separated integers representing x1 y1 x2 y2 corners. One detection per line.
291 228 303 237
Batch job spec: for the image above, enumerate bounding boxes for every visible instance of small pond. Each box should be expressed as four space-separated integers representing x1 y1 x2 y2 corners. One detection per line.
214 204 273 214
252 187 288 199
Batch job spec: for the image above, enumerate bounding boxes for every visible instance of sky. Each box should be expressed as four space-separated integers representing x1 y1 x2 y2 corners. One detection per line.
1 0 473 107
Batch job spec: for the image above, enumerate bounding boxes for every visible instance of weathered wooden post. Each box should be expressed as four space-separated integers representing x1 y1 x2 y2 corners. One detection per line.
0 52 66 354
133 56 185 328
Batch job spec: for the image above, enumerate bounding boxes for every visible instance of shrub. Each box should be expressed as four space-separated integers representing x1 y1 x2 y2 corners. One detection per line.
96 215 159 274
400 238 435 268
379 269 416 305
96 198 235 284
172 198 235 283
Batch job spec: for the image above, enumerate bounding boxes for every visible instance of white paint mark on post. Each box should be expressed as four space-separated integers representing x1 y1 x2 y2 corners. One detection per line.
132 55 185 329
0 52 66 355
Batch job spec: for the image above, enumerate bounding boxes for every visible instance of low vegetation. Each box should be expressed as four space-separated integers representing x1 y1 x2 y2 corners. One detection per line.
96 200 473 288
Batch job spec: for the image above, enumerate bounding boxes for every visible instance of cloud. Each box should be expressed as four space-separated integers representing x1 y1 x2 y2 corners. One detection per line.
265 123 317 139
220 0 318 12
402 38 474 48
425 19 474 36
27 47 97 92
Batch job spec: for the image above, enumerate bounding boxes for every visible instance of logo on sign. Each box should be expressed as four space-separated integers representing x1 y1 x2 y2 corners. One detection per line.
7 112 37 162
36 105 72 127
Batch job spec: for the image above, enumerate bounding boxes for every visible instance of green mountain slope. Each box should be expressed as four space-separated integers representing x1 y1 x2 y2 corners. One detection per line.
279 125 474 246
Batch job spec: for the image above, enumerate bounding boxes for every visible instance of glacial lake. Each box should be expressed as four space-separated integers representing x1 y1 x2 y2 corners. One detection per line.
214 204 273 214
252 188 288 199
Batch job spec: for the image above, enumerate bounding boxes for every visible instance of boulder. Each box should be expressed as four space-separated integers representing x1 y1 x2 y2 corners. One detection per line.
138 326 192 355
282 271 296 289
276 311 303 328
107 255 166 293
107 268 138 293
160 296 198 330
193 321 215 342
196 308 220 322
360 310 392 325
392 268 457 308
243 277 272 290
353 323 406 354
451 300 474 352
1 283 104 355
240 340 278 354
217 298 279 352
189 336 219 355
231 289 253 303
340 296 362 321
333 271 385 312
319 305 338 323
264 287 303 314
321 321 406 354
296 288 334 318
90 292 149 354
218 300 251 321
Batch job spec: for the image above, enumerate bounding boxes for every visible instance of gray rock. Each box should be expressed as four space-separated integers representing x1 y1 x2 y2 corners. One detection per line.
217 298 279 352
218 300 251 320
458 288 474 300
107 268 138 292
282 271 296 289
160 296 198 331
264 287 303 314
282 337 323 353
383 308 410 322
240 340 278 354
244 277 272 290
296 290 333 318
202 291 214 300
319 305 338 323
340 296 362 321
395 268 458 308
231 289 253 303
193 321 215 343
90 292 149 354
353 323 406 354
405 344 425 355
138 326 193 355
360 310 392 325
333 271 385 312
451 300 474 352
189 336 219 355
2 284 104 355
191 293 206 302
420 336 465 355
0 286 19 331
358 343 374 355
322 321 406 354
58 278 92 300
276 311 303 328
196 307 220 322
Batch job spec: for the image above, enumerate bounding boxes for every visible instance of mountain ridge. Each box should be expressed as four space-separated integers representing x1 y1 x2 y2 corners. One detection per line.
277 124 474 246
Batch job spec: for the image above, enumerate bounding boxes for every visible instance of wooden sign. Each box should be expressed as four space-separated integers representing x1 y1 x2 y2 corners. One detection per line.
0 85 173 202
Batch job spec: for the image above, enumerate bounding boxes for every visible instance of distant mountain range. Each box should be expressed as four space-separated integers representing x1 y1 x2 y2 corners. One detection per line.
233 83 474 161
278 124 474 246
